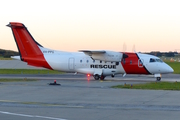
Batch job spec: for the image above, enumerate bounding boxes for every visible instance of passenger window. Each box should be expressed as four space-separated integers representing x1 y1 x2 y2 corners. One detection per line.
87 60 89 63
130 60 132 64
80 60 82 63
116 62 119 65
100 61 102 63
93 60 95 63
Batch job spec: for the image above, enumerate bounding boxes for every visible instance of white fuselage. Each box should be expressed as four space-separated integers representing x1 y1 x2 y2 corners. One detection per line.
41 47 173 77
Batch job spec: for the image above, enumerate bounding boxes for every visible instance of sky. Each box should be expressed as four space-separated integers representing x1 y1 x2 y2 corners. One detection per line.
0 0 180 52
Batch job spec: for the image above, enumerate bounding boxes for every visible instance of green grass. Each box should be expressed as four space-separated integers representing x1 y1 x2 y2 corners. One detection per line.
0 69 64 74
165 61 180 74
112 82 180 90
0 78 37 82
0 57 12 60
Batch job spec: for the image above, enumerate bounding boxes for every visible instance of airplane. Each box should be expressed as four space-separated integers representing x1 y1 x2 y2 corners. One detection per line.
7 22 174 81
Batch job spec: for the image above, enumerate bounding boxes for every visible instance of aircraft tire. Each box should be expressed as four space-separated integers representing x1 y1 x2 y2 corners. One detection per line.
94 74 100 80
156 77 161 81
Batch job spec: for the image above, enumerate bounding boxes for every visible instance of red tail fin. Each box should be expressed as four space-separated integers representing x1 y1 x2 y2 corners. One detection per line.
7 22 52 69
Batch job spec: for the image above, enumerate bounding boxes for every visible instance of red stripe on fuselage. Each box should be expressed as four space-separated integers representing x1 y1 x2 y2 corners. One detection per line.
8 22 53 70
121 52 149 74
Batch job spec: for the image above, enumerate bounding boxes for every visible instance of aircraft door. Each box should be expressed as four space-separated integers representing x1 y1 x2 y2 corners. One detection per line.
68 58 74 70
138 59 144 68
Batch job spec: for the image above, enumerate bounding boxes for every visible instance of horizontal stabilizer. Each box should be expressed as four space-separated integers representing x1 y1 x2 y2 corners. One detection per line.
11 56 21 60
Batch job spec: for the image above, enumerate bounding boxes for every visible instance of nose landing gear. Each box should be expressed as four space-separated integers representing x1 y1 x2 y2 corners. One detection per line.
156 77 161 81
154 74 161 81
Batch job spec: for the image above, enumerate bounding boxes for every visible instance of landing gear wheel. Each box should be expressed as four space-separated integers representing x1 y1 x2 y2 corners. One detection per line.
156 77 161 81
111 74 115 78
94 74 100 80
100 76 106 80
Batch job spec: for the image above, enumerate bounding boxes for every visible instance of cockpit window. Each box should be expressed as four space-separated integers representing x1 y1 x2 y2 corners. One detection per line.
149 58 163 63
150 58 155 62
156 59 163 62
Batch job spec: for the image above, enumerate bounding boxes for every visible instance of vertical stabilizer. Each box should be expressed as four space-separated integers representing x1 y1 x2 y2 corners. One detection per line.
7 22 52 69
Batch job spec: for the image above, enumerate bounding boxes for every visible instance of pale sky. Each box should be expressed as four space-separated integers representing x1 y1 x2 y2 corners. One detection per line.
0 0 180 52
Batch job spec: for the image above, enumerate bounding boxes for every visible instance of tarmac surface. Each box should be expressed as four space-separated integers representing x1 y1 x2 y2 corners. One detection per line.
0 73 180 120
0 60 45 69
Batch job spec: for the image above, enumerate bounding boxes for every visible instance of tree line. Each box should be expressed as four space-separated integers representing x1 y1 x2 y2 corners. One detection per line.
0 49 19 58
0 48 178 58
145 51 178 57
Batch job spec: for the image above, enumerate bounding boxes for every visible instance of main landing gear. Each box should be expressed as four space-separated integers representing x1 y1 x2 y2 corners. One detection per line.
93 74 115 80
93 74 106 80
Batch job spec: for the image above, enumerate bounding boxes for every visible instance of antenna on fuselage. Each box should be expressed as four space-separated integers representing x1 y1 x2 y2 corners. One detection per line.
132 44 136 53
122 42 127 53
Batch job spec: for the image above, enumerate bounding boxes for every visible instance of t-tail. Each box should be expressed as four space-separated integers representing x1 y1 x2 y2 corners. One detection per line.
7 22 52 69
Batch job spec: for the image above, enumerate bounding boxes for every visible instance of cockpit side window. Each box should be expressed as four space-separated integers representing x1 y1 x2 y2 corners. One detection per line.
150 58 155 62
150 58 163 63
156 59 163 63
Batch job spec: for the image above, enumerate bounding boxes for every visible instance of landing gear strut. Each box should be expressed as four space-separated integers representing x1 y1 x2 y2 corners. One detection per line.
100 75 106 80
156 77 161 81
154 74 161 81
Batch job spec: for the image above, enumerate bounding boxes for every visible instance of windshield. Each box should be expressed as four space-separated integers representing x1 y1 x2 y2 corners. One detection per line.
149 58 163 63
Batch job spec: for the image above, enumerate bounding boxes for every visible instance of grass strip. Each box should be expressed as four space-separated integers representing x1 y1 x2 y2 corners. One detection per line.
112 82 180 90
0 58 12 60
165 62 180 74
0 69 64 74
0 78 37 82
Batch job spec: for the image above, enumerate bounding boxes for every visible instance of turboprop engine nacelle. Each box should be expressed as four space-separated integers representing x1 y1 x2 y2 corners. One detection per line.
80 50 126 62
91 51 123 62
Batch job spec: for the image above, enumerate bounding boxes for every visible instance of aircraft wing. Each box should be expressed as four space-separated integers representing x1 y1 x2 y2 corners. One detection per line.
79 50 106 56
79 50 124 62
